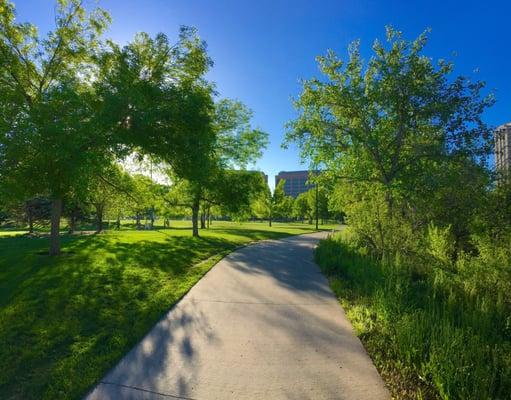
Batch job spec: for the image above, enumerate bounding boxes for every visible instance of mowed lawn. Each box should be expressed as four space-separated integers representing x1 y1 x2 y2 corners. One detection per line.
0 221 334 400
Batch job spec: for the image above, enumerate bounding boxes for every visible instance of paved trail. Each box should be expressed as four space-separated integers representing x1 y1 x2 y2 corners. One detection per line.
86 232 389 400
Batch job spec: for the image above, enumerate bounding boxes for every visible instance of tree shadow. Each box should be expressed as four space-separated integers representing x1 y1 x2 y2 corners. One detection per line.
0 232 233 399
84 233 389 399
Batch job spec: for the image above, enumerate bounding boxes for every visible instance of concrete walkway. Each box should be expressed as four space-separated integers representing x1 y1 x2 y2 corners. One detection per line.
86 232 389 400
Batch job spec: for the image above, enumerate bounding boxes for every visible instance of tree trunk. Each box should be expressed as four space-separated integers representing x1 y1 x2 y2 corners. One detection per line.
315 183 319 230
136 214 141 229
200 211 206 229
28 213 34 234
206 206 211 229
192 200 200 237
116 214 121 230
68 214 76 234
49 198 62 256
95 204 104 233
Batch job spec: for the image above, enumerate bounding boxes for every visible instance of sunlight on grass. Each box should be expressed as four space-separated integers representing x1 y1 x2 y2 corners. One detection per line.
0 221 333 399
0 230 27 237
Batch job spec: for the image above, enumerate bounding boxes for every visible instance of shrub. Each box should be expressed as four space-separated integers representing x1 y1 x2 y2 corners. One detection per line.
316 229 511 399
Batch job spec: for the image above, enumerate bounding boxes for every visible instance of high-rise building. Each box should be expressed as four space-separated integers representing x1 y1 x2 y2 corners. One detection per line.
275 170 318 198
495 122 511 174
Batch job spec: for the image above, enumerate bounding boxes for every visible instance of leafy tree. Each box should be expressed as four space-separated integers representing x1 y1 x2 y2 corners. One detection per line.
85 163 134 232
0 0 110 254
62 195 87 234
165 169 266 229
126 174 157 229
286 27 494 256
293 191 312 222
214 99 268 167
252 179 293 226
24 197 51 234
163 99 268 236
97 28 217 236
274 193 294 221
292 186 330 224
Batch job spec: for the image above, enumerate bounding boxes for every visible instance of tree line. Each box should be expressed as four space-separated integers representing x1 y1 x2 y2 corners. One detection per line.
0 0 276 254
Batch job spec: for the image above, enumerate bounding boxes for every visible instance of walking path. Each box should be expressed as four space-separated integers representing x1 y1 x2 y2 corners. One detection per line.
86 232 389 399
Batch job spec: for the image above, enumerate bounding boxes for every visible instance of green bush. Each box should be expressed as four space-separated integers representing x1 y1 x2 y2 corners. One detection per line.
316 230 511 400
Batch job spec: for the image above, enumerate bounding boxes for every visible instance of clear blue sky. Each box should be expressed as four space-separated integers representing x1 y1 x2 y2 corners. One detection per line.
14 0 511 188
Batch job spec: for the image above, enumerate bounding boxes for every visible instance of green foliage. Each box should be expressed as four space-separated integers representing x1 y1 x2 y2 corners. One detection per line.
251 179 295 223
287 27 493 186
290 26 508 399
84 163 136 231
214 99 269 168
316 230 511 400
0 0 111 197
292 191 311 220
1 0 268 246
97 28 215 184
159 97 268 235
292 186 331 223
0 0 112 254
286 26 494 258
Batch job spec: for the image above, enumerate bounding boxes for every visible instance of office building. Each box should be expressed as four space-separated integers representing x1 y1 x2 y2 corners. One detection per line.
495 122 511 174
275 170 318 198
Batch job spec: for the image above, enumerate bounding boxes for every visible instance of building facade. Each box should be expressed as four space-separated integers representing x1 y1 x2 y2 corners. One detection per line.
495 122 511 174
275 170 317 198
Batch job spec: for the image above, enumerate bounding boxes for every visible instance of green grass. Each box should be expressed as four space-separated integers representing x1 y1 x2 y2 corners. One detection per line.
0 231 27 237
0 220 334 400
315 232 511 400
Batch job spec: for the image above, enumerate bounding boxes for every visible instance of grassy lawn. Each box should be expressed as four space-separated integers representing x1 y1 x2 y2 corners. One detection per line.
0 231 27 237
0 221 334 400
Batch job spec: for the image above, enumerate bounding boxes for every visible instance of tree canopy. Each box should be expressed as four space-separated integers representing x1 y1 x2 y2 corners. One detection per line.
0 0 111 254
286 26 494 256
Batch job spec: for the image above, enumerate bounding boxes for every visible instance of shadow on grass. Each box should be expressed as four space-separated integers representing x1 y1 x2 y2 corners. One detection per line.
0 232 236 400
0 227 327 400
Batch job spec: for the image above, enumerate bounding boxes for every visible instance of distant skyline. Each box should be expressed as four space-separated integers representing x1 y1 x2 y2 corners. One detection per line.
14 0 511 188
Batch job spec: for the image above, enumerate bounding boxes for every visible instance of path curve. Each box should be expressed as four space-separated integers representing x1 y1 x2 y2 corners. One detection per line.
86 232 389 400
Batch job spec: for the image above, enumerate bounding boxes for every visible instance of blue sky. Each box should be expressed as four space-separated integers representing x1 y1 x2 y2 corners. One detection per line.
14 0 511 188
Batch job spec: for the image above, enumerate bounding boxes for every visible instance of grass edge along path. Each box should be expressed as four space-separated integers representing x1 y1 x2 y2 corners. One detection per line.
315 231 511 400
0 221 336 400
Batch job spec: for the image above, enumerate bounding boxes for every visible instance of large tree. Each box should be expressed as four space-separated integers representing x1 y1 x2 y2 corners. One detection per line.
97 28 215 178
0 0 110 254
164 98 268 236
286 27 494 256
97 29 217 236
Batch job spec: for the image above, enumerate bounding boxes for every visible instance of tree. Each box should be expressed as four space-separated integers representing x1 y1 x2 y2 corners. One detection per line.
126 174 157 229
163 98 268 236
293 191 312 222
214 99 268 167
24 197 51 234
165 169 266 231
85 163 134 233
292 186 330 224
97 28 217 236
286 27 494 257
0 0 111 255
252 179 292 226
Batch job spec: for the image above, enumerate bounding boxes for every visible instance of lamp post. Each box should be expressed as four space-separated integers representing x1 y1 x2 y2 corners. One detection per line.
315 178 319 230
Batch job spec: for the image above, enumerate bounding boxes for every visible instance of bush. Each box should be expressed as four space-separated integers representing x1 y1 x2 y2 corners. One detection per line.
316 229 511 400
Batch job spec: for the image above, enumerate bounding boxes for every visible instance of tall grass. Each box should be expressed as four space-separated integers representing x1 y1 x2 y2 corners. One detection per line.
316 230 511 399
